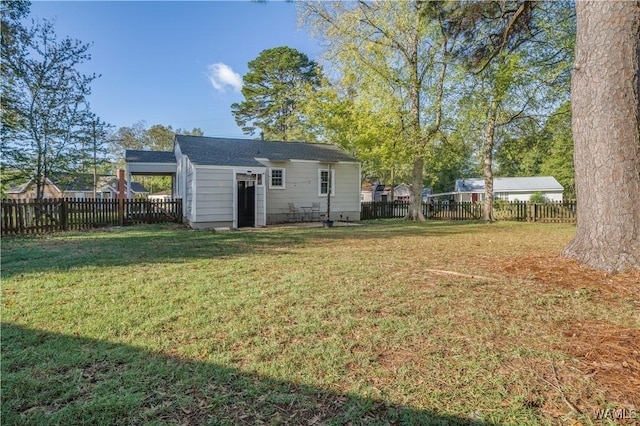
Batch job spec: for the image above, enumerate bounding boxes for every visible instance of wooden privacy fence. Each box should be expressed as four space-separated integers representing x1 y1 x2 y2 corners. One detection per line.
361 200 577 223
1 198 183 235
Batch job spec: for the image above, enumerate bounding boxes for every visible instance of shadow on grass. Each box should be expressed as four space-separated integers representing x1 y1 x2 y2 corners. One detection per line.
1 221 489 278
2 322 499 425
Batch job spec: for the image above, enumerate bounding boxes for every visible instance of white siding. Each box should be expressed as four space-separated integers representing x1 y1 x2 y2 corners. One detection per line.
361 191 373 202
185 159 195 222
455 193 473 203
455 191 564 203
175 145 359 228
256 183 266 227
507 191 564 202
264 161 360 223
194 168 234 223
175 144 186 219
543 192 564 202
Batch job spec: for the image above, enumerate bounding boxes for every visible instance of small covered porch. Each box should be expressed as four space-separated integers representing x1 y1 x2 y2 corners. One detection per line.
124 150 178 199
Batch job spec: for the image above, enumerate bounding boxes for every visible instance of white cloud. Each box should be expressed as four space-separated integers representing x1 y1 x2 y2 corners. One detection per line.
206 63 242 93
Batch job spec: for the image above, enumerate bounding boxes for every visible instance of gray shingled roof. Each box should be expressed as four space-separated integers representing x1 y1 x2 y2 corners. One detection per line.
50 174 101 191
124 181 149 193
6 182 30 194
8 175 149 194
102 179 149 194
125 150 176 163
456 177 563 192
175 135 357 166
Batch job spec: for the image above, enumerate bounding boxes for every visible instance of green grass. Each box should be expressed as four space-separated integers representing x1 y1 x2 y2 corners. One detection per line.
2 221 637 425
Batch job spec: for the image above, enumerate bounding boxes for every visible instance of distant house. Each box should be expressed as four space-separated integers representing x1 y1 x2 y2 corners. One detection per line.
126 135 361 229
361 180 388 202
148 190 172 201
428 176 564 203
99 177 149 199
5 174 148 200
361 180 432 203
393 183 411 202
6 178 60 200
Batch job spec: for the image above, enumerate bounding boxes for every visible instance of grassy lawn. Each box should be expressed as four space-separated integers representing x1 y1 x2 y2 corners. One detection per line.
2 221 638 425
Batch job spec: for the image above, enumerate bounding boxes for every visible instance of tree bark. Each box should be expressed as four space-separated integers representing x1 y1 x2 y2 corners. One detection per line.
406 49 426 221
406 18 448 221
408 155 426 220
563 1 640 273
389 166 395 202
483 98 499 222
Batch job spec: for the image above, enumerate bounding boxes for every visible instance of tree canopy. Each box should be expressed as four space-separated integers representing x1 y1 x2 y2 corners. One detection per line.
231 46 322 141
447 1 574 220
110 122 203 160
109 123 203 193
496 102 574 199
302 1 456 219
1 3 104 199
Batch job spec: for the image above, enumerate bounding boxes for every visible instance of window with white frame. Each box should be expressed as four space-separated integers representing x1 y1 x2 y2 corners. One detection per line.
318 169 335 196
269 168 285 189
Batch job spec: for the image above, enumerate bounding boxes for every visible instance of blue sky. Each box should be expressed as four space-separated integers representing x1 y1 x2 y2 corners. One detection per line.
28 1 323 138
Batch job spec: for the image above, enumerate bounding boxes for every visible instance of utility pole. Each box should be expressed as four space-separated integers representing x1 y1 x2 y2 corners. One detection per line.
92 119 98 198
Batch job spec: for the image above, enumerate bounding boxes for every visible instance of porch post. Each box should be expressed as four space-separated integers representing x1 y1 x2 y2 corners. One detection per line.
263 172 267 226
126 169 133 199
232 171 237 229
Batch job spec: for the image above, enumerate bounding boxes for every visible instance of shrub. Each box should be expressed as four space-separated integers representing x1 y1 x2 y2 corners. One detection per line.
529 192 550 203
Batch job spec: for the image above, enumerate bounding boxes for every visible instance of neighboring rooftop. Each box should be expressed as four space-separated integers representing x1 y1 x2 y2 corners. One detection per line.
6 174 149 194
102 179 149 193
455 177 564 192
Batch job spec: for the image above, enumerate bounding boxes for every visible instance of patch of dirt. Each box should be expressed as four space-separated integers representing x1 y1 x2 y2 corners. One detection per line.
497 323 639 423
490 255 639 419
495 254 640 301
562 320 640 409
377 349 424 369
512 321 640 424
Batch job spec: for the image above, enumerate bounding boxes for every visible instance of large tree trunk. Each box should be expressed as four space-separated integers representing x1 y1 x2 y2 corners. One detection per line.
389 166 395 202
407 156 426 220
482 98 499 222
563 1 640 273
406 55 426 221
482 144 495 222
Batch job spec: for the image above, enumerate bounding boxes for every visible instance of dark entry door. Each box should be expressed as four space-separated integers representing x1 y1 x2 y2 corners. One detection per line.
237 181 255 228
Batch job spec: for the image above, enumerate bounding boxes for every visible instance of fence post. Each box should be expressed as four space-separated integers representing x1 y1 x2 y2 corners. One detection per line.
16 199 24 233
60 199 68 231
118 198 125 227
